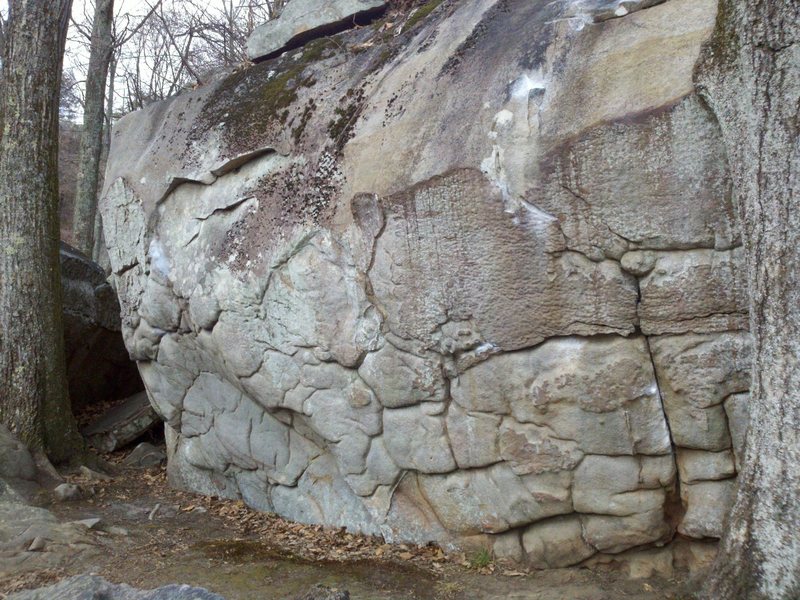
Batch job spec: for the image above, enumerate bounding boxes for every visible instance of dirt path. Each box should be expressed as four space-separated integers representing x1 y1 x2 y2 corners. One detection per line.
0 456 698 599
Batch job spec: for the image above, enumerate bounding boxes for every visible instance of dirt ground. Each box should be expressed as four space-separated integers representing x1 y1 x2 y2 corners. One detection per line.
0 443 701 600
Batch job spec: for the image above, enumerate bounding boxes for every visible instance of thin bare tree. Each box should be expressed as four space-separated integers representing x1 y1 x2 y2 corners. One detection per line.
72 0 115 256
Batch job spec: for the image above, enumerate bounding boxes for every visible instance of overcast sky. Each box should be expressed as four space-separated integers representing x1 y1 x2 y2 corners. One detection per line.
0 0 203 17
0 1 225 29
0 1 155 77
1 1 264 120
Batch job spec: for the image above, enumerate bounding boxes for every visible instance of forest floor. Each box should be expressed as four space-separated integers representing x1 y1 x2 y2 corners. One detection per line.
0 412 702 600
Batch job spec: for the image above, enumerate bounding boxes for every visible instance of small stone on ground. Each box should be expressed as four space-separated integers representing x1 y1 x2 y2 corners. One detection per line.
123 443 166 468
54 483 82 502
295 584 350 600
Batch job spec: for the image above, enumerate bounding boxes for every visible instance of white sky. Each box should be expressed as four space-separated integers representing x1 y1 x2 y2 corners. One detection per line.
1 1 256 119
0 0 211 18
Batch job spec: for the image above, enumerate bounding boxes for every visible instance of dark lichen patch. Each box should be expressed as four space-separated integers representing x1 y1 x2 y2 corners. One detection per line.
292 98 318 145
216 152 344 273
327 86 367 155
438 0 512 77
382 89 408 124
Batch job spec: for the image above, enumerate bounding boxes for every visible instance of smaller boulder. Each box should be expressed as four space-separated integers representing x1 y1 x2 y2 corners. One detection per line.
0 425 37 483
27 536 47 552
123 442 167 468
72 517 103 530
83 392 160 453
79 465 114 481
53 483 83 503
295 584 351 600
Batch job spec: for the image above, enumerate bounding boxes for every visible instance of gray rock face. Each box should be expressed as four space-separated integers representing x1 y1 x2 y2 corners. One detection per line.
0 425 37 483
247 0 387 60
0 501 97 577
101 0 748 565
634 248 747 335
0 429 98 579
565 0 669 25
61 242 142 408
724 393 750 471
650 332 751 451
8 575 224 600
522 516 595 568
678 480 736 539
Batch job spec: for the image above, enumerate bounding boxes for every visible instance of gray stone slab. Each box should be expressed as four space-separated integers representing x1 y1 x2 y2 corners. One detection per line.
83 392 160 452
247 0 388 60
8 574 225 600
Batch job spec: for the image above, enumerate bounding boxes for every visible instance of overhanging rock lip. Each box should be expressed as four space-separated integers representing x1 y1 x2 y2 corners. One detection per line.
248 2 389 63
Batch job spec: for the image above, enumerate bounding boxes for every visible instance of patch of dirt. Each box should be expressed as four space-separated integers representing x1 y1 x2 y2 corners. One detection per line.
0 443 698 599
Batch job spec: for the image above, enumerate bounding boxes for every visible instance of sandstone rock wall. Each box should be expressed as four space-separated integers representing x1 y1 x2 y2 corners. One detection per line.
100 0 749 565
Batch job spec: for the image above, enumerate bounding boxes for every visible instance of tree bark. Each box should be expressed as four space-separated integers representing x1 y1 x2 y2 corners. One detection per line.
72 0 114 255
0 0 83 462
695 1 799 598
92 51 117 267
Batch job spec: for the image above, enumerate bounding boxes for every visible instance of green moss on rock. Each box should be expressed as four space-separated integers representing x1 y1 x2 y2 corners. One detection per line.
405 0 444 30
327 86 366 155
193 40 338 155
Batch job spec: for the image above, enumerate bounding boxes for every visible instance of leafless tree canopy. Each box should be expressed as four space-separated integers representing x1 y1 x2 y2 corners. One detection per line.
120 0 283 111
64 1 283 117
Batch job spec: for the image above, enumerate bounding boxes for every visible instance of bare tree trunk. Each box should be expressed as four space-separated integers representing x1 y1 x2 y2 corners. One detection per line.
695 1 799 598
72 0 114 255
0 0 83 463
103 53 117 163
93 52 117 266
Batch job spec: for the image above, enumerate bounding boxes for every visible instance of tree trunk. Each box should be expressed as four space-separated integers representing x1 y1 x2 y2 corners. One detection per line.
695 1 799 598
103 53 117 166
92 51 119 266
0 0 83 462
72 0 114 255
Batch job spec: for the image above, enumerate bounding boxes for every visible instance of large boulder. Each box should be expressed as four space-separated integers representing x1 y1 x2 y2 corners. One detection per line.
100 0 747 564
61 242 142 408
